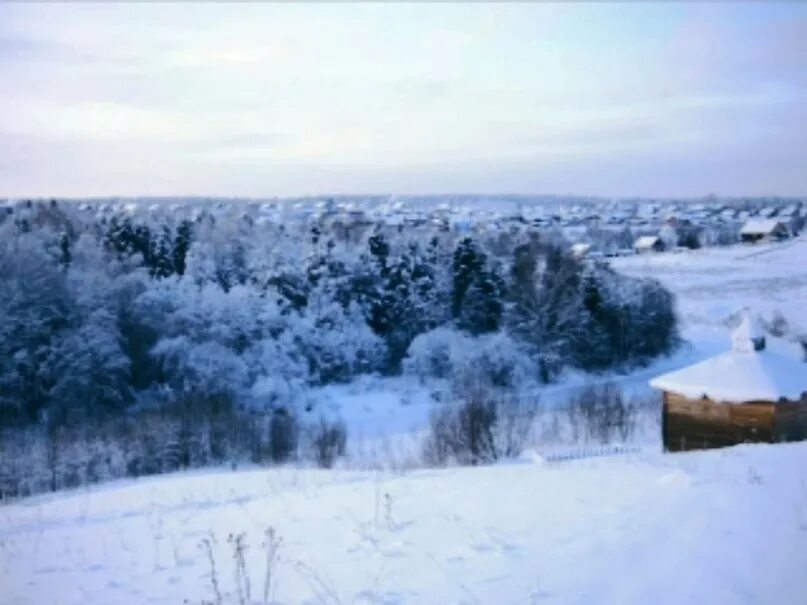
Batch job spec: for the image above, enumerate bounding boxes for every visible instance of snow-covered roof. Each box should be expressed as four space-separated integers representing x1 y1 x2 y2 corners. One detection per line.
650 350 807 403
570 243 592 256
650 314 807 403
740 219 784 236
634 235 660 249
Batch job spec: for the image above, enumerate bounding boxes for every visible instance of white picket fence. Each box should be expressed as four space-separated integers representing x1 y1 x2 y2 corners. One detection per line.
539 444 648 463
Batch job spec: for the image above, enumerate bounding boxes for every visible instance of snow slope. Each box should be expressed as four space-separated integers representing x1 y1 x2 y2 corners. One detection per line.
3 442 807 605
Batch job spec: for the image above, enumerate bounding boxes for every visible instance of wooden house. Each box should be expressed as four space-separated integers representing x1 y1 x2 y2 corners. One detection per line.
650 314 807 452
740 219 789 243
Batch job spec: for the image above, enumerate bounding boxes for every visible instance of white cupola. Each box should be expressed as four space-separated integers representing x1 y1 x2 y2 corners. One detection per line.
731 311 766 353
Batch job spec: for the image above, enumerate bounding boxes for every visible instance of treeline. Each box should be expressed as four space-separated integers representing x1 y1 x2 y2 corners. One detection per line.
0 200 678 429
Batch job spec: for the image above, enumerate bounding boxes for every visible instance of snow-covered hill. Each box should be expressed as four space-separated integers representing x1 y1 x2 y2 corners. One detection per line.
3 442 806 605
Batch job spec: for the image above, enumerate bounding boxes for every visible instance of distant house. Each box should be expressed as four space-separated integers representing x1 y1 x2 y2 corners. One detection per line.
740 219 789 243
569 243 592 259
779 205 796 218
634 235 664 254
650 313 807 452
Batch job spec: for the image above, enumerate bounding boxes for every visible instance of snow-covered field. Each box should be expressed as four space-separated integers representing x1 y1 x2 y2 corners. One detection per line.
2 443 806 605
612 236 807 353
3 238 807 604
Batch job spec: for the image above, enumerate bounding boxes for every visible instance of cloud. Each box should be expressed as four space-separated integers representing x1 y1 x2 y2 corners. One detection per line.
0 2 804 197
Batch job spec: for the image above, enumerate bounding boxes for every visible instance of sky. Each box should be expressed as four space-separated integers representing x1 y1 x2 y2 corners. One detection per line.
1 2 805 199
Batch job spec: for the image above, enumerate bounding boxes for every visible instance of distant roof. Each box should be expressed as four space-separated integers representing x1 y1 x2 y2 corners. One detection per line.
650 314 807 403
570 243 592 255
740 219 784 236
634 235 660 248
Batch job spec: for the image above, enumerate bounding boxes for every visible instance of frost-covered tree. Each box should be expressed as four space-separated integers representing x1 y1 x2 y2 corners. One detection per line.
451 237 484 319
47 234 135 423
452 237 504 336
46 307 130 424
0 230 70 423
506 242 587 380
172 219 193 276
456 264 505 336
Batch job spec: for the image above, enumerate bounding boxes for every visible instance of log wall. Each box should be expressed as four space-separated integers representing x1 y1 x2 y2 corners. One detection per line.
663 392 777 452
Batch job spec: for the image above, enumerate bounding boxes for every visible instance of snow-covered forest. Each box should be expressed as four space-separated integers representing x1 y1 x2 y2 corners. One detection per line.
0 199 678 495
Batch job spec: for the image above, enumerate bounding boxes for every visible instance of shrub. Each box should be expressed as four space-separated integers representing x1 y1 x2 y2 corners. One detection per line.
761 311 790 338
424 375 541 465
567 383 637 444
269 407 298 463
0 399 277 500
424 395 498 466
290 301 386 385
454 333 535 390
306 418 347 468
403 327 472 381
495 394 540 457
404 328 536 388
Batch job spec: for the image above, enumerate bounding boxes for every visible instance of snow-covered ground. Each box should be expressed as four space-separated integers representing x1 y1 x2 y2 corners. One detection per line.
2 443 806 605
612 237 807 352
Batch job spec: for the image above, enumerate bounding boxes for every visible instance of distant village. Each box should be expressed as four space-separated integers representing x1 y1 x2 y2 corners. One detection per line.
1 194 803 260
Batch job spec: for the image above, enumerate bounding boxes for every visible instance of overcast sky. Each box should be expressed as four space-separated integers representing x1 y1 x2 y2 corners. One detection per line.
1 2 805 198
